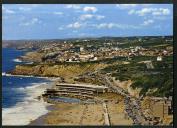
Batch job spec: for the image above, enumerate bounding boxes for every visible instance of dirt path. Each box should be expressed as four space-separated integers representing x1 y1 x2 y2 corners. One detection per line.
103 102 110 125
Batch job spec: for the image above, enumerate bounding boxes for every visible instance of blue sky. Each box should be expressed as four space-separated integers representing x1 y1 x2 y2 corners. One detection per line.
2 4 173 40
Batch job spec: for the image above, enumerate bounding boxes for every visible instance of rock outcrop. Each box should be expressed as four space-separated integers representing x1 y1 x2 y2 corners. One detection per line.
20 51 44 62
11 63 106 78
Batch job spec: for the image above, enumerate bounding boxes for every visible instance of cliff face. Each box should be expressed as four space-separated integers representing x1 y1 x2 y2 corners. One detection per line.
20 51 44 62
11 63 106 78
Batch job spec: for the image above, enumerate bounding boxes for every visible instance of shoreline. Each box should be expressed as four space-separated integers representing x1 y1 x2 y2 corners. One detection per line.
2 72 61 81
29 93 133 126
2 75 57 126
29 105 55 125
2 48 57 126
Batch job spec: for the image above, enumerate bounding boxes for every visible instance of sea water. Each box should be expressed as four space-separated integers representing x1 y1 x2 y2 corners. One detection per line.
2 48 52 125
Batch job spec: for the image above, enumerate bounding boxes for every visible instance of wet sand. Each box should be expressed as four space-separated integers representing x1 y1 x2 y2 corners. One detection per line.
30 105 55 125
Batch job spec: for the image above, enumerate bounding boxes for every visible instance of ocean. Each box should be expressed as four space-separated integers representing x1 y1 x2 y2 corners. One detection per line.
2 48 52 125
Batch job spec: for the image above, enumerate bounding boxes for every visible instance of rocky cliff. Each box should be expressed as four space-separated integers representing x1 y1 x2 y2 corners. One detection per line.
11 63 106 79
19 51 44 62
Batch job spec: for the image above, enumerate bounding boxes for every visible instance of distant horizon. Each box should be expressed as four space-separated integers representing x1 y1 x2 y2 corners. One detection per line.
3 4 173 40
2 35 173 41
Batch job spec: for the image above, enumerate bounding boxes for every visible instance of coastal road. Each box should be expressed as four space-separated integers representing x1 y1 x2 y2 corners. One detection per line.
97 74 148 125
75 72 148 125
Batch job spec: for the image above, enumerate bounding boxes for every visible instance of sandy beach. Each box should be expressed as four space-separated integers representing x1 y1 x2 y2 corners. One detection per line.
30 93 133 126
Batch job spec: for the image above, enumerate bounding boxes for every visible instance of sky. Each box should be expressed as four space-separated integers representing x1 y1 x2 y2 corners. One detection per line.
2 4 173 40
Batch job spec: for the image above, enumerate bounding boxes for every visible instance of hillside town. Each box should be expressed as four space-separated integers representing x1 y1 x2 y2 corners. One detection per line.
3 36 173 126
4 36 173 64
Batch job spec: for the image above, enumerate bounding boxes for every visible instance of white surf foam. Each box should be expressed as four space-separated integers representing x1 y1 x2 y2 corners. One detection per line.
13 58 34 64
2 72 6 76
2 82 52 125
13 59 22 63
2 72 13 77
26 62 34 64
17 83 47 91
2 72 61 82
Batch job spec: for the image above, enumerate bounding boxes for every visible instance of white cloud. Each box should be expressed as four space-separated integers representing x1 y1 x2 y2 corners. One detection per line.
129 8 170 16
83 6 97 13
116 4 137 9
142 19 154 26
17 4 41 12
19 7 32 11
97 23 115 29
2 6 15 14
20 18 41 26
5 9 15 14
138 8 155 16
53 12 63 15
65 22 140 30
65 5 81 9
128 10 135 15
96 23 140 29
58 27 64 30
153 8 170 15
128 8 151 16
80 14 94 20
79 14 105 20
95 15 105 20
67 22 84 29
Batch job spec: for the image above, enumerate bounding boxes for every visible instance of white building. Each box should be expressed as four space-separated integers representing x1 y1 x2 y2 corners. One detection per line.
93 57 98 61
157 56 162 61
135 46 142 52
80 47 84 52
68 58 72 62
163 50 168 55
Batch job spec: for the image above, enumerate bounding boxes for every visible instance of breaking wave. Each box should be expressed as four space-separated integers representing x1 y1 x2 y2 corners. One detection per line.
13 59 22 63
2 82 52 125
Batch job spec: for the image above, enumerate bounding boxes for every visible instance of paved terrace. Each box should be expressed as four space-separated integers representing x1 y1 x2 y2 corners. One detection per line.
55 83 108 89
43 83 109 100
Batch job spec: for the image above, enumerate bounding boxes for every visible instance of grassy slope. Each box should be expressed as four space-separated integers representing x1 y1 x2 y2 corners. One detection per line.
101 55 173 97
